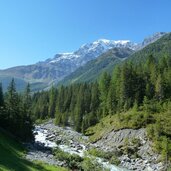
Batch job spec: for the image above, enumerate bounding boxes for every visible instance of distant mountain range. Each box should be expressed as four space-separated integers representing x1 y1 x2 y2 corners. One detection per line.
0 32 167 91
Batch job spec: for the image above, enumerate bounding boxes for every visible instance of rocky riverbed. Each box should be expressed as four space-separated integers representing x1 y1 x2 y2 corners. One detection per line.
26 120 128 171
25 120 165 171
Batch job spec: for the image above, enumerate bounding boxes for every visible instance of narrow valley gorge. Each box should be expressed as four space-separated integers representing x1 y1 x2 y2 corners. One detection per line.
25 120 165 171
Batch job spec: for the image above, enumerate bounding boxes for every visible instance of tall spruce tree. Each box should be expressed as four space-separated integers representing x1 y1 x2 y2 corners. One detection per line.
22 83 34 141
6 79 20 126
48 86 57 118
99 72 111 116
74 84 84 132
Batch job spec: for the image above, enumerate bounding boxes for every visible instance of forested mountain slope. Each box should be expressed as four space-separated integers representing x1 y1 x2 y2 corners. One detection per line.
58 33 170 86
128 32 171 63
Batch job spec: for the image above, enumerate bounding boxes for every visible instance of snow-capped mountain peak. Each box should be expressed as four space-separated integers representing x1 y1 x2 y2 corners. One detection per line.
95 39 111 44
88 39 133 47
75 39 137 56
95 39 130 45
49 53 79 63
113 40 130 44
48 39 137 64
47 32 166 65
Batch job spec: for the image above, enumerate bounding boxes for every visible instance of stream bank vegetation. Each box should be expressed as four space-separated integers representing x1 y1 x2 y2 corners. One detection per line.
87 148 120 165
53 147 109 171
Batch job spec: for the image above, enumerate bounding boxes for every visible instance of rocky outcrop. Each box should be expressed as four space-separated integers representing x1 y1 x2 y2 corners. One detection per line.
93 128 164 171
94 128 146 149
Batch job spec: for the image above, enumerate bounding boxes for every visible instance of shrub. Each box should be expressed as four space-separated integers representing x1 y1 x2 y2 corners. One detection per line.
53 148 83 170
81 157 105 171
110 156 120 165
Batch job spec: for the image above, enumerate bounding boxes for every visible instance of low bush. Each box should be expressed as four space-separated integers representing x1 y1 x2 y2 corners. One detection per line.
53 148 83 170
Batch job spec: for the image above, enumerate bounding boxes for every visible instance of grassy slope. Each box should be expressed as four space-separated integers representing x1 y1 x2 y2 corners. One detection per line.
85 110 143 142
0 128 68 171
86 105 171 143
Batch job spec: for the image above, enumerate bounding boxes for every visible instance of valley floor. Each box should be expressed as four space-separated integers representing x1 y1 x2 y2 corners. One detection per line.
0 119 168 171
26 120 128 171
26 120 165 171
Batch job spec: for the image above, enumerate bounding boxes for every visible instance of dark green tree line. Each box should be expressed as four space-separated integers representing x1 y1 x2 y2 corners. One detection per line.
31 55 171 133
0 79 34 141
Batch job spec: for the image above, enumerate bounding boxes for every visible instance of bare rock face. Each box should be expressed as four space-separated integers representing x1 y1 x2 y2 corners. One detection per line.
95 128 146 148
93 128 164 171
136 32 166 50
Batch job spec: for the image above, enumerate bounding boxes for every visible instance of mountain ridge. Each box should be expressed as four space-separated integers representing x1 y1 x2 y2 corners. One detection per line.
57 32 168 86
0 32 167 91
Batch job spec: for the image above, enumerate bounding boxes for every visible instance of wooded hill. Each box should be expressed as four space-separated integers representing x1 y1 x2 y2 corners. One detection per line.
31 33 171 163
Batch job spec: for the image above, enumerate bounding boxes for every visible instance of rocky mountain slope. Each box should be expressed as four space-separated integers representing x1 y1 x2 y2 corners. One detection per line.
58 47 133 85
57 32 168 86
136 32 166 50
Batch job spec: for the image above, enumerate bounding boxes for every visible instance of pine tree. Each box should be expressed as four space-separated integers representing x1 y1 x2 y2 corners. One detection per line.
23 83 32 113
90 82 99 113
4 79 34 141
99 72 111 116
74 85 84 132
6 79 20 123
119 62 135 110
155 74 164 100
146 55 157 98
22 83 34 141
55 86 65 125
106 85 116 115
48 86 57 118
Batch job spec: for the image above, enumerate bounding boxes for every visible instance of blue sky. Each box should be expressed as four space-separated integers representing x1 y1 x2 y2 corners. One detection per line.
0 0 171 69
